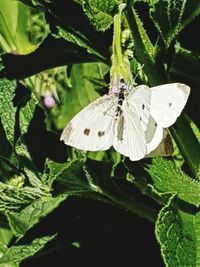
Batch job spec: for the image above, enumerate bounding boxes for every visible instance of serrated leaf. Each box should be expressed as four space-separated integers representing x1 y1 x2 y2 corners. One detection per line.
149 0 186 46
7 194 67 237
181 0 200 31
126 4 163 85
155 196 200 267
0 79 17 145
42 159 74 187
149 0 200 47
0 235 56 264
131 8 154 60
83 0 117 31
54 157 91 194
7 195 68 237
19 97 37 135
148 157 200 207
55 157 157 222
54 26 104 60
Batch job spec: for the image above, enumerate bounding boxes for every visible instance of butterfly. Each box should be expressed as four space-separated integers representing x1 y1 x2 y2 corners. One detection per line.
60 83 190 161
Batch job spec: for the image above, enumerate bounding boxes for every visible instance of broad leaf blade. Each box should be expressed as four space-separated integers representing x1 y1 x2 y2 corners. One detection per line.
54 26 104 60
0 79 17 146
53 62 108 129
148 157 200 207
19 96 37 136
7 195 68 237
83 0 117 31
0 235 56 264
155 196 200 266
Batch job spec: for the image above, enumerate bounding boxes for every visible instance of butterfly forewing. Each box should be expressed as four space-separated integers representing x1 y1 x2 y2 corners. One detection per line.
150 83 190 128
60 94 118 151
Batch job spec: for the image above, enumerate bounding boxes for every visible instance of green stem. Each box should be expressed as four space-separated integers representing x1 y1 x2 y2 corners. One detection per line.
112 6 124 67
110 4 133 85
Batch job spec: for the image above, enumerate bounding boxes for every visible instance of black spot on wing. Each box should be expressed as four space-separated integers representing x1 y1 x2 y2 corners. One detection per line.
142 104 145 110
169 102 172 107
84 128 90 136
98 131 105 137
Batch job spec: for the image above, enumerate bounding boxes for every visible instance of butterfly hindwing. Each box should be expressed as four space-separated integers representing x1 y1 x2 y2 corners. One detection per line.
145 115 164 153
150 83 190 128
60 94 117 151
113 101 147 161
127 85 151 132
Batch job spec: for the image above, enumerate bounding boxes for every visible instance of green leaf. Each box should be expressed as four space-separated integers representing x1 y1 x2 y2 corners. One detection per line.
180 0 200 32
42 159 74 187
0 79 17 146
55 157 157 222
7 195 68 237
171 115 200 179
148 157 200 207
0 0 48 54
19 96 37 136
131 7 154 61
188 116 200 144
54 26 105 60
0 228 17 267
155 196 200 267
0 235 56 264
126 3 165 85
52 62 109 129
53 157 91 194
170 45 200 84
0 228 13 248
149 0 200 47
83 0 117 31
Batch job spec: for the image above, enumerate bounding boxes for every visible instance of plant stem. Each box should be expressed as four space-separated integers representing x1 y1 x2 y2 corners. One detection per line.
110 4 133 85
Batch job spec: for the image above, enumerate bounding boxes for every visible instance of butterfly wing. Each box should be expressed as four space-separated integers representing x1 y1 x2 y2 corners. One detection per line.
60 94 117 151
113 85 152 160
150 83 190 128
113 101 147 161
145 115 164 153
127 85 151 132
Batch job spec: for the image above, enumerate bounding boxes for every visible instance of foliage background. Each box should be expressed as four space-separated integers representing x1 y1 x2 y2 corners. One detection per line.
0 0 200 266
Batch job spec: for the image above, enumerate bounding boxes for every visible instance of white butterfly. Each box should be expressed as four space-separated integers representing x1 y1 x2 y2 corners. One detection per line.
60 83 190 161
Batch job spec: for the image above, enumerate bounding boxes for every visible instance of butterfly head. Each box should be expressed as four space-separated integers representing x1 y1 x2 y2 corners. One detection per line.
109 75 132 95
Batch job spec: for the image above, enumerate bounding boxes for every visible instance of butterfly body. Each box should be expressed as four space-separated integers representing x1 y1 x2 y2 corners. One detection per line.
61 83 190 161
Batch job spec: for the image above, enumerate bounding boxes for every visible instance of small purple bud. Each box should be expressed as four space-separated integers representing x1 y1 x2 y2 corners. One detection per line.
44 94 56 109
